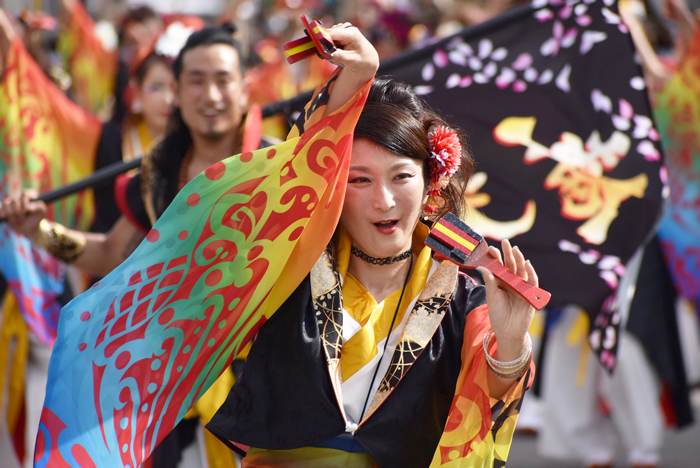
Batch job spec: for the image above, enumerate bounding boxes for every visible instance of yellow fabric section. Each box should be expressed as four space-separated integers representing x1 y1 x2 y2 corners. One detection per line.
0 292 29 433
203 428 239 468
183 367 237 468
337 222 432 382
565 309 591 387
237 342 251 360
618 0 647 18
433 223 476 251
243 447 377 468
136 119 154 157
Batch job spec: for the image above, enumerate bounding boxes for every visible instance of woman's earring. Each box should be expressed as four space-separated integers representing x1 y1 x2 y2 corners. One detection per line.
131 99 143 114
422 193 439 219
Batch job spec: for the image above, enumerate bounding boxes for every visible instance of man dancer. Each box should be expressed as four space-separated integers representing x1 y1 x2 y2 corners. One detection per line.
1 23 255 468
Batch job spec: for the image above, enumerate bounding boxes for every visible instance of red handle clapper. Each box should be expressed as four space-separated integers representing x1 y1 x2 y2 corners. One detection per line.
283 15 336 64
425 213 551 310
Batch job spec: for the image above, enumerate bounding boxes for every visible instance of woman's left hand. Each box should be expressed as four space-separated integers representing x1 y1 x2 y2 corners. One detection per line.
477 239 537 360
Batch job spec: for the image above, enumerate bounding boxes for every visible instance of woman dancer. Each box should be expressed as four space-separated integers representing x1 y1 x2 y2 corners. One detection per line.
29 22 537 468
206 23 538 468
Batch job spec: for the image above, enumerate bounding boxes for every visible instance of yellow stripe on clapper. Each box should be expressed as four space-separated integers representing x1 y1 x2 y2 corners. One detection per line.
433 223 476 252
284 41 316 58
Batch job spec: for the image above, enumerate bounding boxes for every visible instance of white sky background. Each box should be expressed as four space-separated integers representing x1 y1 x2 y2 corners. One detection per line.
126 0 227 16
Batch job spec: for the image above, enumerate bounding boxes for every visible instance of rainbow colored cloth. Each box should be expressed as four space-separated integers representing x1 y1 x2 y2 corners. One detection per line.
0 37 101 345
34 72 370 468
653 28 700 309
58 0 117 115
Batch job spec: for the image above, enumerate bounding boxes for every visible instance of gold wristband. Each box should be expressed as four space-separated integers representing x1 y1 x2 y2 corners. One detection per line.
36 219 86 263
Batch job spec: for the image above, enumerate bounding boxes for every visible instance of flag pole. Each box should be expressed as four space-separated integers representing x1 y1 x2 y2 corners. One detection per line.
2 5 535 222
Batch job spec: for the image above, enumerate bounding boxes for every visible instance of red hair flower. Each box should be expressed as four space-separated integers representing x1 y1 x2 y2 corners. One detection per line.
428 126 462 195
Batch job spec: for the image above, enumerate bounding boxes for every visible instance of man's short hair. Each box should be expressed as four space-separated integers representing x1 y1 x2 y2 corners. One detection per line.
172 23 246 79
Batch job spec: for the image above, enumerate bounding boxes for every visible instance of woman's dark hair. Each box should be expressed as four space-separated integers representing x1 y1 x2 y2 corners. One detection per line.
354 76 475 220
147 23 247 219
133 53 171 85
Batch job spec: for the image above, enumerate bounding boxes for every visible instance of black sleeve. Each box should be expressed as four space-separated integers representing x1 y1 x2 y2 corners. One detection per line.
90 122 123 233
109 60 129 126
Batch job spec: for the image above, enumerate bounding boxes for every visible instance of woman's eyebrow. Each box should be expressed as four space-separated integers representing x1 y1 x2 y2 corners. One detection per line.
349 162 414 172
349 165 371 171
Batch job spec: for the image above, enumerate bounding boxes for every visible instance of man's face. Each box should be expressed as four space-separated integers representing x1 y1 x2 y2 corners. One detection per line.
176 44 247 142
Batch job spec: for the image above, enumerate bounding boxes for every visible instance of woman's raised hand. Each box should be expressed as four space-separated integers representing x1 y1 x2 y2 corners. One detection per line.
477 239 538 361
326 22 379 83
323 23 379 116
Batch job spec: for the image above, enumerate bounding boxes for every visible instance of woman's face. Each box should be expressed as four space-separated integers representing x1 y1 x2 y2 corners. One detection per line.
136 61 175 135
341 138 426 258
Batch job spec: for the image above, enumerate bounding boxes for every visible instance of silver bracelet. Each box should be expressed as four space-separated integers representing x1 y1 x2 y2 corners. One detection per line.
483 328 532 379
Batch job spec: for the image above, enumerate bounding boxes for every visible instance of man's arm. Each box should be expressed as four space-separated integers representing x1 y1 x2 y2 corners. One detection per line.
72 216 146 276
0 190 145 277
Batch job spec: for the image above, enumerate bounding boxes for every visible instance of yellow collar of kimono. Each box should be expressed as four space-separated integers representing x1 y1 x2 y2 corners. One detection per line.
135 117 154 151
335 221 434 382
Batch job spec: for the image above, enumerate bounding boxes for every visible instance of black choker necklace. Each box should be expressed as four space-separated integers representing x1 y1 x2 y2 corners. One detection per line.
351 245 412 265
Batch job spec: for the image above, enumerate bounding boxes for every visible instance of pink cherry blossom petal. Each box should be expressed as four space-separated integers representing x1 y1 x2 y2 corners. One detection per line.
613 264 626 277
541 38 559 56
448 50 467 66
555 64 571 92
483 62 498 77
558 4 573 19
538 69 554 84
637 140 660 161
512 80 527 92
553 20 564 39
580 250 600 264
576 15 592 26
446 73 461 89
491 47 508 61
601 7 620 24
495 68 515 88
580 31 607 54
561 28 578 48
591 89 612 113
512 52 533 70
478 39 493 59
422 63 435 81
534 9 555 22
559 239 581 253
469 56 483 70
524 67 538 82
434 49 449 68
457 43 474 56
473 73 489 84
611 115 630 131
600 270 618 289
619 99 633 119
459 75 473 87
598 256 620 270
